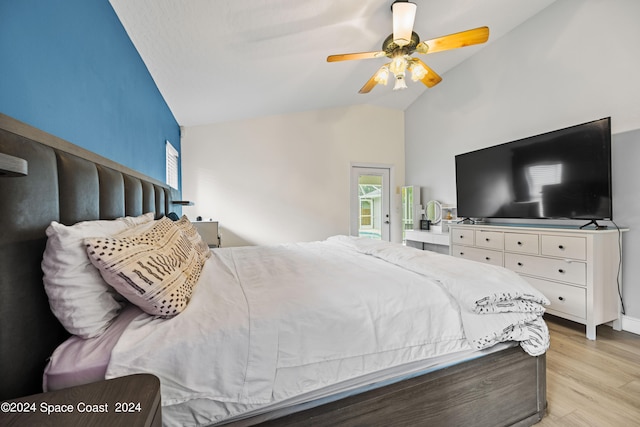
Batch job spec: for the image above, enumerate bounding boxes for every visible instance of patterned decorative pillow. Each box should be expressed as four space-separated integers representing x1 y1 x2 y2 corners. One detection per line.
84 217 208 317
175 215 212 258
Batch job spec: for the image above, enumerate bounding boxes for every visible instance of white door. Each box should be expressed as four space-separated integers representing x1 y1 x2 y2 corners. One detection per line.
350 166 391 241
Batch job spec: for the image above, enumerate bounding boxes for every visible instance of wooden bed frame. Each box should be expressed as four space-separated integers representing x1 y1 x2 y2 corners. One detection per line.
0 113 546 426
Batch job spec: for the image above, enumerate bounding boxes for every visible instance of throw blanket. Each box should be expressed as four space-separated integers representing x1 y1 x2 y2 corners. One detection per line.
328 236 550 356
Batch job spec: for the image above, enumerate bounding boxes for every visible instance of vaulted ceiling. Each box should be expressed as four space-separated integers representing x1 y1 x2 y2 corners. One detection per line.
109 0 556 126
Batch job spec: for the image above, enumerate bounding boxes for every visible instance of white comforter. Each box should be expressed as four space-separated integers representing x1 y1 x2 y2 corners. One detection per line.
106 236 549 426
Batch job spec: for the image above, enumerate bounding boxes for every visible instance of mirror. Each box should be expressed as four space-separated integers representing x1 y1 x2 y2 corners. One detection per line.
425 200 442 224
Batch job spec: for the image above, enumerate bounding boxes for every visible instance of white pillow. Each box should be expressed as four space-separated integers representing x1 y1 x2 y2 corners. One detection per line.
42 213 155 338
119 212 155 227
84 217 208 318
115 213 159 238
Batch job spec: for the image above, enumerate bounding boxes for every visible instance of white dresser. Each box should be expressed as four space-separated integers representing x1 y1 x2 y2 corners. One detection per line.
449 224 625 339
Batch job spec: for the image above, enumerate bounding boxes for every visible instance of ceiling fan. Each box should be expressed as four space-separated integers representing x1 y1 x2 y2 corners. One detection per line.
327 1 489 93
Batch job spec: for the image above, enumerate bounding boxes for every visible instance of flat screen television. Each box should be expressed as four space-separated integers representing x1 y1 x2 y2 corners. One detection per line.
455 117 612 222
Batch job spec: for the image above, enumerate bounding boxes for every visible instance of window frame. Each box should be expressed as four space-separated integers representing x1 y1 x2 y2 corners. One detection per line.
166 140 179 189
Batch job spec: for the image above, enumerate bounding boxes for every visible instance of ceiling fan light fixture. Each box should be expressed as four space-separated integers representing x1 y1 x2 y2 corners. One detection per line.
392 1 417 47
409 62 427 82
374 66 390 85
389 53 408 76
393 73 408 90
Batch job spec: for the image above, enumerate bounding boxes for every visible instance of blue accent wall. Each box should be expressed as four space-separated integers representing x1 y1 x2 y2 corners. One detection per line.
0 0 179 187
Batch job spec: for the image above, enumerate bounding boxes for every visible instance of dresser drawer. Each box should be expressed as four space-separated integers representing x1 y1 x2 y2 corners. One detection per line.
523 276 586 319
505 233 539 254
505 253 586 286
451 229 474 245
475 230 503 250
541 235 586 260
452 245 503 266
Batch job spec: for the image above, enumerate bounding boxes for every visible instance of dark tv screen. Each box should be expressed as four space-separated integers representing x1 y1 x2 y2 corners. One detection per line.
455 118 612 220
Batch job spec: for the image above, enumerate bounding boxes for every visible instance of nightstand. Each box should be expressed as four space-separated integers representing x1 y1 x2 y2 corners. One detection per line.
0 374 161 426
192 220 220 247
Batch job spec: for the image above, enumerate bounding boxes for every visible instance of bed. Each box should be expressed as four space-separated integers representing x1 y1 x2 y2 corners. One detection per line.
0 113 548 426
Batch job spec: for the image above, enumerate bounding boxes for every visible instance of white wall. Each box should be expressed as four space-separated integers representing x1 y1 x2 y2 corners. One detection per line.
181 104 405 247
405 0 640 320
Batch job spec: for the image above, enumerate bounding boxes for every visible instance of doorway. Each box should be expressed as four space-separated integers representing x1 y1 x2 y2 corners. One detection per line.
350 166 391 241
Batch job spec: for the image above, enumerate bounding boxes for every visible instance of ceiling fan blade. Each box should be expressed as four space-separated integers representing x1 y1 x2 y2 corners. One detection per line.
416 26 489 54
411 58 442 88
358 69 383 94
327 51 386 62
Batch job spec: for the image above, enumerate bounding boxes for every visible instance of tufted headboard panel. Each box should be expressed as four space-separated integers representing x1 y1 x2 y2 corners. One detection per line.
0 114 179 400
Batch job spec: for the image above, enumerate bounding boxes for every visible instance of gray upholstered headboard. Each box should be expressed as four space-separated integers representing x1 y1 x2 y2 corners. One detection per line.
0 113 180 400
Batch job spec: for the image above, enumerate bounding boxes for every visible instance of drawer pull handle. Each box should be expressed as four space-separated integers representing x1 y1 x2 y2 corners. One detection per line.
558 296 565 302
485 238 490 242
517 262 523 267
459 235 464 239
558 269 565 274
459 252 464 256
517 241 523 246
485 257 490 260
558 245 565 250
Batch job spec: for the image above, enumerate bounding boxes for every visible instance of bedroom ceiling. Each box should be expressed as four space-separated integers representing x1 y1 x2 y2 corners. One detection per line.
109 0 556 127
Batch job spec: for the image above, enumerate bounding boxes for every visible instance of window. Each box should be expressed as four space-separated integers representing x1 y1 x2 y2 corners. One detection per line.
360 199 373 228
401 186 414 231
358 182 381 235
166 140 179 189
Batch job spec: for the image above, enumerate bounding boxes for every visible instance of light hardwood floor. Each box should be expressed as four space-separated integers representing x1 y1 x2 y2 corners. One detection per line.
538 315 640 426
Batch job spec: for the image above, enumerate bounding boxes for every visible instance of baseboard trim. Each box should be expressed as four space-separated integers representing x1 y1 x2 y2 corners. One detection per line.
621 315 640 336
